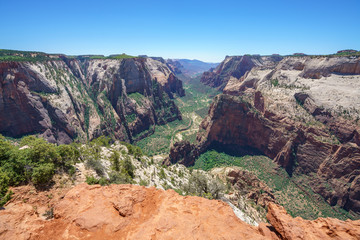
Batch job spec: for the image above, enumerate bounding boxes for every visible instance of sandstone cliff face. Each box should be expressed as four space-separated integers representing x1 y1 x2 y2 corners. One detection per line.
0 61 79 144
0 56 184 143
201 55 282 90
194 93 360 215
170 55 360 215
202 55 360 91
1 183 359 240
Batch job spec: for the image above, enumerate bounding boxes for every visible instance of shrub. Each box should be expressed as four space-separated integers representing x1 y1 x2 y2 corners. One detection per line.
110 150 120 172
209 177 226 199
159 168 166 179
0 135 13 164
108 171 133 184
139 178 148 186
43 208 54 220
122 156 134 179
0 170 13 207
85 158 105 176
85 175 99 185
121 142 143 159
67 165 76 176
57 144 80 171
98 177 109 186
0 170 10 197
27 138 60 165
183 172 225 200
31 163 55 186
91 136 111 147
271 78 279 87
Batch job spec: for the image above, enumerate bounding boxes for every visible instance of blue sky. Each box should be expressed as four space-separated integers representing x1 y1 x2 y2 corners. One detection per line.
1 0 359 62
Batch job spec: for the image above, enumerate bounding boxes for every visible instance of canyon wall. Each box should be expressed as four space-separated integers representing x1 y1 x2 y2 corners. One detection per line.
0 56 185 143
171 55 360 215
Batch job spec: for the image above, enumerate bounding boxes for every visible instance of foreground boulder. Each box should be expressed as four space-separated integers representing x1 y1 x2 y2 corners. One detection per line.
266 203 360 240
1 184 360 239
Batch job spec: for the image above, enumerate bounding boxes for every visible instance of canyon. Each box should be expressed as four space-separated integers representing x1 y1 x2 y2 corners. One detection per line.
170 54 360 217
1 50 360 239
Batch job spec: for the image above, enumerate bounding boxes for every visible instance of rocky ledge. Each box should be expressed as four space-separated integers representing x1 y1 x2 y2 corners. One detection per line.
0 184 359 240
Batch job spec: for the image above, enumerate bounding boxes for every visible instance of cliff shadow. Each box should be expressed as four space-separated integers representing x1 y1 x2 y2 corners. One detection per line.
207 141 264 158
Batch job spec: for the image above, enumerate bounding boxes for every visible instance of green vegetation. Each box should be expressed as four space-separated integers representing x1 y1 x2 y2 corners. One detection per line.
121 142 143 159
136 76 219 155
0 49 137 62
90 135 111 147
110 150 121 172
0 134 140 207
182 171 225 200
89 54 136 59
270 78 310 90
0 134 80 206
159 168 166 179
83 141 139 186
270 78 279 87
136 120 181 155
128 92 145 106
333 50 360 57
193 149 355 220
43 207 54 220
0 170 13 207
125 113 136 123
0 49 60 62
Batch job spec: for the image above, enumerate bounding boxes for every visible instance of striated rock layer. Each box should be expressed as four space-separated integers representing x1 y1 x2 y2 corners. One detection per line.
194 94 360 215
171 55 360 215
0 56 185 143
1 184 359 240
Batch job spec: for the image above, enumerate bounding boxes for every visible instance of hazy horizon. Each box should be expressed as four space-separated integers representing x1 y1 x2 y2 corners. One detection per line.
1 0 359 62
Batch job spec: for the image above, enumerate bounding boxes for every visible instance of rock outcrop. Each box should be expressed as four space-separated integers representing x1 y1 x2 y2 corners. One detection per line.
164 140 199 166
0 54 185 143
266 203 360 240
201 55 281 90
227 169 276 208
201 55 360 90
1 183 359 240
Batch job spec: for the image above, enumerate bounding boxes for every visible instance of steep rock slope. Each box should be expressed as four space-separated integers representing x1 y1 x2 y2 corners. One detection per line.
171 55 360 215
1 184 359 240
196 94 360 214
0 55 184 143
201 55 282 89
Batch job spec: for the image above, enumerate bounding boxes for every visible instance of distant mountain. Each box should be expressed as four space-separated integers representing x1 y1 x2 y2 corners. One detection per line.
167 59 219 77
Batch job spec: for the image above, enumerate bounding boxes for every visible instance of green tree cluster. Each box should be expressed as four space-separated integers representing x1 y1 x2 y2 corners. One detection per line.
0 135 79 206
121 142 143 159
183 172 225 199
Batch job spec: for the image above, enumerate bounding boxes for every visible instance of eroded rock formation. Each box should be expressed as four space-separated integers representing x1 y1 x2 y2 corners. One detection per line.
1 184 359 240
266 203 360 240
0 56 185 143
